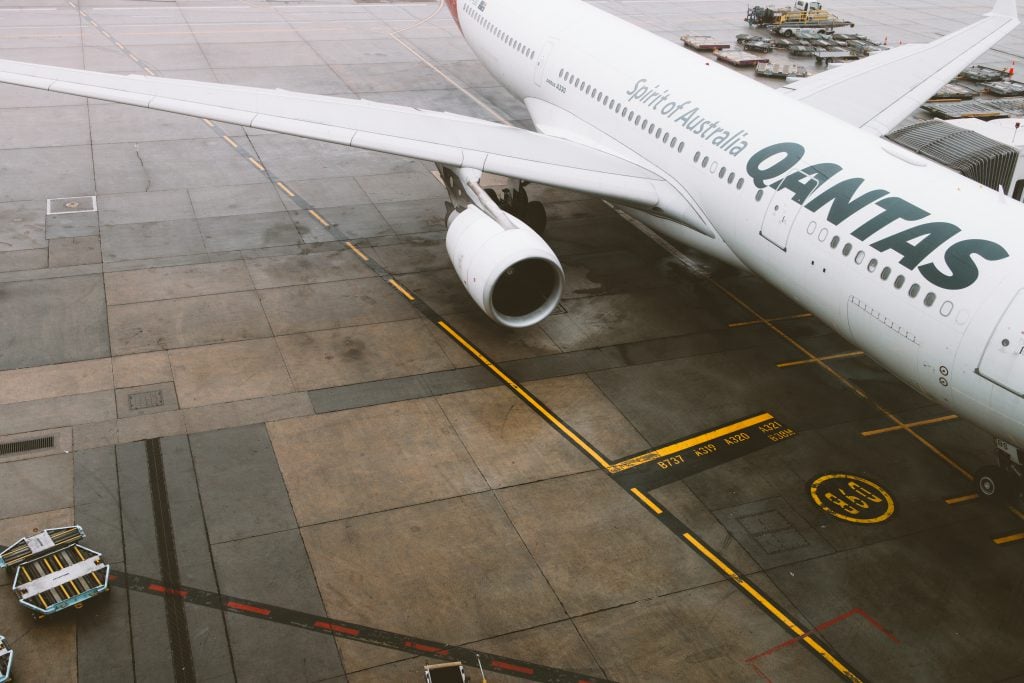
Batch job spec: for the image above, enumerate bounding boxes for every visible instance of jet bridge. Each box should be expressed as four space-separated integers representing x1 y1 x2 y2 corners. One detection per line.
886 119 1021 195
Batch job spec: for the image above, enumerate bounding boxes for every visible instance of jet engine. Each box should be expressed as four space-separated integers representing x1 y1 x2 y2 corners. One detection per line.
446 205 564 328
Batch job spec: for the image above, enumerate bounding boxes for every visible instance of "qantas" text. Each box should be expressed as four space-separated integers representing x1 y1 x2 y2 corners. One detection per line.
746 142 1009 291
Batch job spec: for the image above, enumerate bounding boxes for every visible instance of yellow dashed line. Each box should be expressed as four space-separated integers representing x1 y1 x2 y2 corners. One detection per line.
248 157 266 171
388 279 415 302
345 241 369 261
683 532 862 682
729 312 814 328
631 488 662 515
276 182 295 198
222 135 238 148
129 54 139 63
945 493 979 505
203 118 214 127
862 414 959 437
114 41 124 49
143 66 155 76
712 279 976 483
308 210 329 227
994 531 1024 545
777 351 865 369
438 320 612 470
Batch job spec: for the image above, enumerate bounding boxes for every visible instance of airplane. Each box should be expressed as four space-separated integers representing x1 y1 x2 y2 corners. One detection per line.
2 0 1024 501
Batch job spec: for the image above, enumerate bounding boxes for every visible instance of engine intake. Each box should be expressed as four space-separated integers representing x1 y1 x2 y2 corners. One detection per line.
446 205 564 328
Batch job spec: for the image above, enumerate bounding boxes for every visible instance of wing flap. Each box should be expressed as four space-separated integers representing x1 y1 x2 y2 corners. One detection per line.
0 58 663 207
782 0 1020 135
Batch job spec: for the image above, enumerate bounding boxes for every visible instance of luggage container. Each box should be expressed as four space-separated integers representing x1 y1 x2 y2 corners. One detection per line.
1 526 110 619
0 635 11 683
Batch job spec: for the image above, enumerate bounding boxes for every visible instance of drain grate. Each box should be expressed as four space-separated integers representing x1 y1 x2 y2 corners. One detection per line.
46 196 97 216
0 436 55 456
128 390 164 411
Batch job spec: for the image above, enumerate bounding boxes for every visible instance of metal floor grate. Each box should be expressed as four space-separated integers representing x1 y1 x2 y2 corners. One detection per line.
0 436 54 456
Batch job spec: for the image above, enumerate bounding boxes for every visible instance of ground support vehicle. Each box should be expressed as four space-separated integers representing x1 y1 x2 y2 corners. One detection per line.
1 526 110 619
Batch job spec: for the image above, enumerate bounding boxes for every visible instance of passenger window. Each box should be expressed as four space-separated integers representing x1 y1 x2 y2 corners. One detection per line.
894 275 905 289
867 258 878 272
881 267 891 281
909 283 920 298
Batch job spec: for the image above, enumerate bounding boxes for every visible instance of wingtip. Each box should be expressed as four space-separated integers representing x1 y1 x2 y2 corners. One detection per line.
989 0 1019 20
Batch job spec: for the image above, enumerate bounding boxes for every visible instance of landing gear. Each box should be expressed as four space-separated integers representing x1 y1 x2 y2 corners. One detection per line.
975 440 1024 503
976 465 1008 500
435 165 548 236
496 183 547 236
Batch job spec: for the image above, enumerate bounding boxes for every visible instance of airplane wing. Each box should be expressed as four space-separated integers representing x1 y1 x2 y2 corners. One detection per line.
780 0 1020 136
0 59 664 208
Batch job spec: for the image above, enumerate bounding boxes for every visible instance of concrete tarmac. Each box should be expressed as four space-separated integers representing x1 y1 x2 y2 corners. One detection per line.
0 1 1023 681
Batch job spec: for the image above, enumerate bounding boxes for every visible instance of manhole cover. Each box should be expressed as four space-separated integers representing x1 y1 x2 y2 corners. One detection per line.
47 196 97 215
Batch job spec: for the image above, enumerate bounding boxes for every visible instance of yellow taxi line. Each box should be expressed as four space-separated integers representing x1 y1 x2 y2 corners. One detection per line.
388 279 415 302
437 321 612 470
683 532 862 682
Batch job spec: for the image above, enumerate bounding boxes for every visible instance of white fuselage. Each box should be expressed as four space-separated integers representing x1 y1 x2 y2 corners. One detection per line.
452 0 1024 446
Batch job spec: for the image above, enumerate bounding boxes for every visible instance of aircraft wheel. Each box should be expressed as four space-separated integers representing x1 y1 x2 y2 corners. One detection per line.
524 201 547 235
976 465 1007 500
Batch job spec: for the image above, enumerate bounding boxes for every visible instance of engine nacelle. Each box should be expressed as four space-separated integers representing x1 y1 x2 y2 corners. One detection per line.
446 205 564 328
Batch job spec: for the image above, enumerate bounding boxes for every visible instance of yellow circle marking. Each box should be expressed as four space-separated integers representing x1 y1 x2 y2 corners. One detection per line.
810 473 894 524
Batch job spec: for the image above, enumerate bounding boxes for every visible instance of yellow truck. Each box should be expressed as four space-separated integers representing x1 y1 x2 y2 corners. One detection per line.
746 1 855 36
